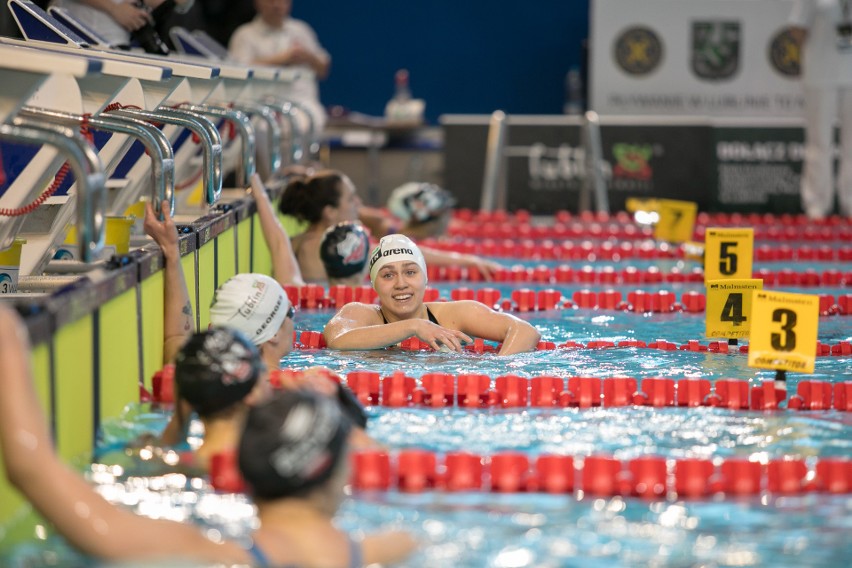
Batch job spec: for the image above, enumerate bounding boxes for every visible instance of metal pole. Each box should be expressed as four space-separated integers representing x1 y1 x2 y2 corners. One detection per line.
583 110 609 214
480 110 508 212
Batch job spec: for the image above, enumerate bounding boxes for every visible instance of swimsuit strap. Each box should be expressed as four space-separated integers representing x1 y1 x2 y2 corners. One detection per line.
425 305 440 326
246 539 272 567
348 535 364 568
380 306 440 326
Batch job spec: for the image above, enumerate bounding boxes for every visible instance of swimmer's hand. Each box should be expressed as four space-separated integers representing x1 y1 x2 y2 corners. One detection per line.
414 321 472 353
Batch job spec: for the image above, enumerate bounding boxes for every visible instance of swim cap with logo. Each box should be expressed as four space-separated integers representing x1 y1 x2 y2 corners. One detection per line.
239 389 351 499
368 233 427 285
174 328 264 417
387 182 456 223
209 273 291 345
320 222 370 279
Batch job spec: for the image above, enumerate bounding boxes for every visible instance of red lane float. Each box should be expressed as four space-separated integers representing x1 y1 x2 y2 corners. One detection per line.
309 372 851 412
283 285 851 314
345 449 852 497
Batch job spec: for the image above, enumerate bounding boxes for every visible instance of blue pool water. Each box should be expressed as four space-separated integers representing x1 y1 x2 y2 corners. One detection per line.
3 261 851 567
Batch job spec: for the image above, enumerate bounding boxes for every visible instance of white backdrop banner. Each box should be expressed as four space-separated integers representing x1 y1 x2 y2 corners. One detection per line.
590 0 805 118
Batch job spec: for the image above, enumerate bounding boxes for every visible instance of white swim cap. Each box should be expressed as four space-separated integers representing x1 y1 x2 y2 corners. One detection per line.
387 182 456 223
209 273 292 345
368 234 427 285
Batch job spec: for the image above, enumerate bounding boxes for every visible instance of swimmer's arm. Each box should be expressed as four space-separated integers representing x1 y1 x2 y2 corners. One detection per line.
0 306 248 564
322 304 416 349
451 300 541 355
144 200 194 364
362 530 418 565
420 246 502 281
323 303 473 351
249 173 305 287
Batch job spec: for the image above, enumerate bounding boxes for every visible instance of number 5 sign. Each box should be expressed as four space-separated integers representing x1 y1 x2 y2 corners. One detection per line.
704 228 754 282
748 291 819 374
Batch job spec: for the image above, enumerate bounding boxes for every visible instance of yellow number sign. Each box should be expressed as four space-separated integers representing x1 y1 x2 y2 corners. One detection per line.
748 291 819 374
705 279 763 339
654 199 697 243
704 227 754 281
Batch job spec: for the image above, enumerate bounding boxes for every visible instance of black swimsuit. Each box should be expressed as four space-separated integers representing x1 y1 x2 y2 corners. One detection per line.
381 305 440 325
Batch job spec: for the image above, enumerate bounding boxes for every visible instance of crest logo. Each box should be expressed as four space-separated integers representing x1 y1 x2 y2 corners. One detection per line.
768 27 801 77
692 20 741 80
612 144 653 181
614 27 663 76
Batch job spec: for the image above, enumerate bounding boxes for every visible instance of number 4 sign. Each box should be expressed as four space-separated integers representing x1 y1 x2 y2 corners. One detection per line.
705 279 763 339
748 291 819 374
704 228 754 282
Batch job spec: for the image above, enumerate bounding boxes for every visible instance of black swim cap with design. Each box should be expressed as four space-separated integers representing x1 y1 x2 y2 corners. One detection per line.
320 221 371 279
174 328 264 417
239 390 351 500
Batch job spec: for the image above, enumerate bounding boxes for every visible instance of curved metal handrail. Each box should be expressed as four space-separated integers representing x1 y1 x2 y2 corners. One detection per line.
109 107 222 205
18 106 175 217
175 103 256 187
1 121 106 262
230 102 282 177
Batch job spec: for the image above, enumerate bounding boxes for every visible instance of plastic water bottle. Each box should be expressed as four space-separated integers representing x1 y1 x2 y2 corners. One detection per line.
394 69 412 103
385 69 425 124
564 67 583 115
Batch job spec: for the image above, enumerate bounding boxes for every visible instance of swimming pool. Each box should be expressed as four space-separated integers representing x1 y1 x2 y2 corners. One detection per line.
3 249 851 567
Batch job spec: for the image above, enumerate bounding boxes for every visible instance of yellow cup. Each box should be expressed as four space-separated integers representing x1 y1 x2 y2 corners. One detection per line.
61 216 135 259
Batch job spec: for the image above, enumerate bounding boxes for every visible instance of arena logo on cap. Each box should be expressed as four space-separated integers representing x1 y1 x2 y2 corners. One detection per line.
370 247 415 268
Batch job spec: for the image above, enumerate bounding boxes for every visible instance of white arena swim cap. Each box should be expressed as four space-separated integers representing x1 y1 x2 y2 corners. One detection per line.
209 273 292 345
368 234 427 285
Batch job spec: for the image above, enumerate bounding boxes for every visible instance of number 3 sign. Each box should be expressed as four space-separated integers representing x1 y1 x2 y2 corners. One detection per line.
747 291 819 374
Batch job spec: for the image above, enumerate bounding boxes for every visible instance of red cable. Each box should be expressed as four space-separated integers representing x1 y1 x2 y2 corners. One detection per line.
0 103 141 217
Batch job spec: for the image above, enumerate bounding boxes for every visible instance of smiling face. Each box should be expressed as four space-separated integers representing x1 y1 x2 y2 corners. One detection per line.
374 260 427 320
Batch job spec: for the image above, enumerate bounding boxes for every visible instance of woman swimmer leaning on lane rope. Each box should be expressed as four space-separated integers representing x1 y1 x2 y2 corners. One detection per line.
322 234 541 355
0 307 416 566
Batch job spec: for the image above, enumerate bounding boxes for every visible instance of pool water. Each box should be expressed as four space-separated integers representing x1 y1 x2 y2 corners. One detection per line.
3 260 851 567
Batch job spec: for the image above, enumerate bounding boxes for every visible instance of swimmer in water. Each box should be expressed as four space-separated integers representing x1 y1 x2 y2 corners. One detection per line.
0 306 415 566
322 234 541 355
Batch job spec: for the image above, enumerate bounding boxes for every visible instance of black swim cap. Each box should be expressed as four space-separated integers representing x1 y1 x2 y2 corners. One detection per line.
239 390 351 500
174 328 263 417
319 221 370 278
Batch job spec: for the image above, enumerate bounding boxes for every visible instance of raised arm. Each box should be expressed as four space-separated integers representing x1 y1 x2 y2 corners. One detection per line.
143 201 193 364
420 245 503 281
0 305 247 564
322 303 471 352
438 300 541 356
248 173 305 287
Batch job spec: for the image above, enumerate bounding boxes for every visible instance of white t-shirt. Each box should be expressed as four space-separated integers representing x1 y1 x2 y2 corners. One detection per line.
228 16 329 131
790 0 852 87
52 0 130 46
